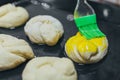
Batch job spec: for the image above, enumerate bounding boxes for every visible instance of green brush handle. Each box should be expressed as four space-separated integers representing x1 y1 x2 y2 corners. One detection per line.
74 14 105 39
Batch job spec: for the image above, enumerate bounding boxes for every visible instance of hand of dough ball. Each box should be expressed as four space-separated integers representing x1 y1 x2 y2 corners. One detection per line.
22 57 77 80
24 15 64 46
0 3 29 29
65 32 108 64
0 34 34 71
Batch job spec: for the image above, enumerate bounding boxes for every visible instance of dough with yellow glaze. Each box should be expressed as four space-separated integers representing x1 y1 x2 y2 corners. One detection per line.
65 32 108 64
0 34 34 71
22 57 77 80
0 3 29 29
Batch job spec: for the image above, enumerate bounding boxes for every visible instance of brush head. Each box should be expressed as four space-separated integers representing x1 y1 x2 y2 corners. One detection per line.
74 14 105 39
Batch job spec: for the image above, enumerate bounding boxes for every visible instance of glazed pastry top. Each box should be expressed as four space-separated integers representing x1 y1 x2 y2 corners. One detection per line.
65 32 108 63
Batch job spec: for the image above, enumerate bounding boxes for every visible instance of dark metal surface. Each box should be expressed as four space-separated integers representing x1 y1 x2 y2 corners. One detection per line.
0 0 120 80
88 0 120 24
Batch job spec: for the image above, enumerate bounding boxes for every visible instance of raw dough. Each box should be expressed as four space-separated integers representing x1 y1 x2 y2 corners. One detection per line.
0 3 29 29
0 34 34 71
22 57 77 80
24 15 64 46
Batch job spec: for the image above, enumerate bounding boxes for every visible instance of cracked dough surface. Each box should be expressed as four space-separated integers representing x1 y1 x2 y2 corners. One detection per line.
0 3 29 28
24 15 64 46
0 34 34 71
22 57 77 80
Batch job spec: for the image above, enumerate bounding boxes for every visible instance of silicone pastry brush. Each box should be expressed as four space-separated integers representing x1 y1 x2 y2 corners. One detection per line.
74 0 105 39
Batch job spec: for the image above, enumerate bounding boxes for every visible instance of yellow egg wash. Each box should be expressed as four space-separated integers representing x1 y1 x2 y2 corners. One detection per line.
77 40 97 55
90 37 107 51
65 32 107 57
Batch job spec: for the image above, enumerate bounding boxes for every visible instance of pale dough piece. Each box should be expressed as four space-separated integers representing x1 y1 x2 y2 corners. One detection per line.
0 34 34 71
22 57 77 80
24 15 64 46
0 3 29 28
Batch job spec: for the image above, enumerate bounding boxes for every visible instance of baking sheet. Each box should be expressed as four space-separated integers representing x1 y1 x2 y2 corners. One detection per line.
0 0 120 80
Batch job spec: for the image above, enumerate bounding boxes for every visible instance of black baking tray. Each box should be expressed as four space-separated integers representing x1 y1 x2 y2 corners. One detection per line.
0 0 120 80
89 0 120 24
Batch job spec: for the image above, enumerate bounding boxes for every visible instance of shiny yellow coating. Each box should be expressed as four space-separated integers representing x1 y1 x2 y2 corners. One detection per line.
90 37 107 51
77 40 97 54
77 40 97 60
65 32 107 58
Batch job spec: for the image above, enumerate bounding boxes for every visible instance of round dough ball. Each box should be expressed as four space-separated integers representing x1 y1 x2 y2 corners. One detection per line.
24 15 64 46
0 3 29 29
22 57 77 80
65 32 108 64
0 34 34 71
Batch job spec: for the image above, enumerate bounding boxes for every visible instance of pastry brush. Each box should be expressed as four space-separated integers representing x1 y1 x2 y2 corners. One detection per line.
74 0 105 39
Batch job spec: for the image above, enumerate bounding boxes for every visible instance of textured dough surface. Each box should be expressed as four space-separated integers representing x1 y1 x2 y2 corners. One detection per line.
0 3 29 28
65 32 108 64
22 57 77 80
24 15 64 46
0 34 34 71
